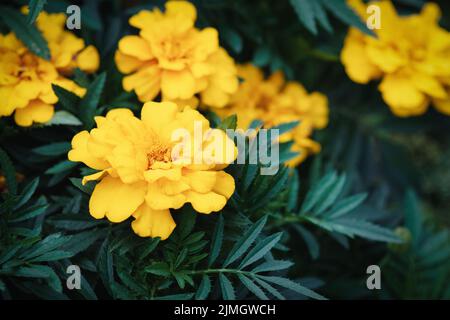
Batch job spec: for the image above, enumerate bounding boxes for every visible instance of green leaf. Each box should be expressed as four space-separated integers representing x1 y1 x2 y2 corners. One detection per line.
10 197 48 223
32 142 71 157
311 0 332 32
404 189 422 243
221 27 243 54
257 275 326 300
156 293 194 300
239 232 283 269
320 0 375 36
27 0 47 24
294 225 319 260
252 260 294 273
52 85 80 114
300 171 337 214
45 160 77 175
208 215 224 267
238 274 268 300
144 262 171 277
290 0 318 34
252 46 271 67
223 215 267 267
219 273 235 300
79 72 106 128
0 147 17 195
218 114 237 131
314 174 346 214
195 275 211 300
271 121 300 136
14 177 39 209
45 111 82 126
0 6 50 59
253 277 285 300
327 193 367 219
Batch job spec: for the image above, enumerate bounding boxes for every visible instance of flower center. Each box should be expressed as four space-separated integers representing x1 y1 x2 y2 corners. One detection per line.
147 143 172 168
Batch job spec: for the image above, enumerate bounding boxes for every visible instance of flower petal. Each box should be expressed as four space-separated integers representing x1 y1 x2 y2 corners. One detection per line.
89 176 146 222
131 204 175 240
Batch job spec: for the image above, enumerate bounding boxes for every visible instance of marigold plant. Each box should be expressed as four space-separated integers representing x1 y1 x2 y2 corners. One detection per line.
68 101 237 239
115 0 239 108
0 9 99 126
214 64 329 166
341 0 450 117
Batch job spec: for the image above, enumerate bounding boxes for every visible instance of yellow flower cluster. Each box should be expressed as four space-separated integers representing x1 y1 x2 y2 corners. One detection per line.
0 10 99 126
68 101 237 239
214 64 329 166
115 0 238 108
341 0 450 117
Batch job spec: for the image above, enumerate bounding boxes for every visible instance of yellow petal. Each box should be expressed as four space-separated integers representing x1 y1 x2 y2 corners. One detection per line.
76 45 100 73
68 131 109 170
340 30 382 84
184 170 217 193
141 101 178 136
379 73 429 116
118 36 153 61
89 176 146 222
161 69 196 100
145 182 186 210
14 100 54 127
184 190 226 214
115 51 146 74
213 171 235 199
131 204 175 240
82 170 107 185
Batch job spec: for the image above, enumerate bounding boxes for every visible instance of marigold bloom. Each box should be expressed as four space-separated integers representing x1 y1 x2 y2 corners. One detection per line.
341 0 450 117
115 1 238 108
68 101 237 240
0 10 99 126
214 64 329 166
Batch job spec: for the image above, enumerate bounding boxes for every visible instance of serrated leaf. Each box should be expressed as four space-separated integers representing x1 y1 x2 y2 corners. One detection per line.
314 174 347 214
239 232 283 269
223 215 267 267
27 0 47 24
300 171 337 214
45 160 77 175
321 0 375 36
219 273 235 300
52 85 80 114
144 262 171 277
294 225 319 260
208 215 224 267
238 274 268 300
195 275 211 300
290 0 318 34
257 275 326 300
14 177 39 209
253 277 285 300
327 193 367 219
0 6 50 59
79 72 106 128
45 111 82 126
252 260 294 273
32 142 71 157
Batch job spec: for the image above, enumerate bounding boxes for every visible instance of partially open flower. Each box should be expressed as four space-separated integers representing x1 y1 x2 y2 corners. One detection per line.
213 64 329 166
115 0 238 108
341 0 450 116
68 101 237 240
0 10 99 126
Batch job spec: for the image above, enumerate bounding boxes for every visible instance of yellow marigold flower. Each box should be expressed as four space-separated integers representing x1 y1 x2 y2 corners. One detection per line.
115 0 238 108
0 10 100 127
68 101 237 240
214 64 328 167
341 0 450 117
